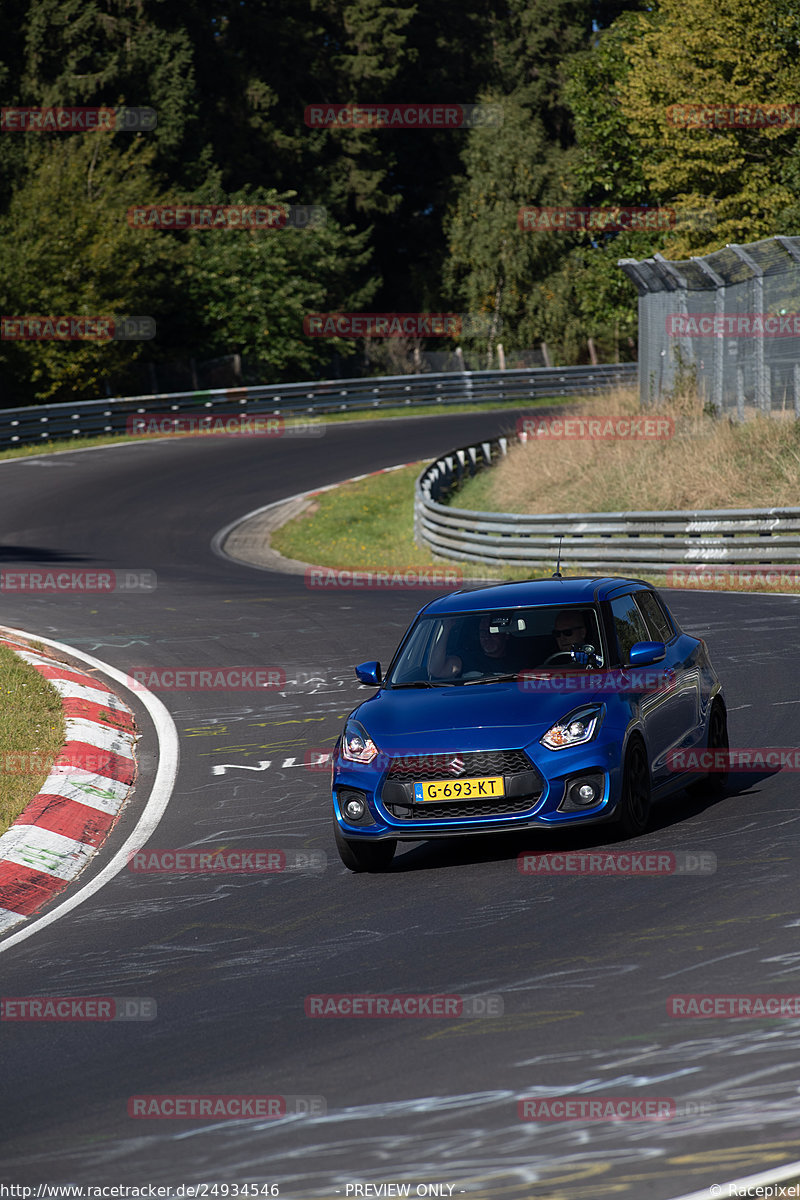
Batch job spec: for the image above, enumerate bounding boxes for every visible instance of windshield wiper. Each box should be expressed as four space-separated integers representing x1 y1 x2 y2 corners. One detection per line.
461 672 520 685
390 680 451 689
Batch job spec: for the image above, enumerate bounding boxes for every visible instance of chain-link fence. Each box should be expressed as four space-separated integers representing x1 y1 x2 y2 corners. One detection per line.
619 235 800 417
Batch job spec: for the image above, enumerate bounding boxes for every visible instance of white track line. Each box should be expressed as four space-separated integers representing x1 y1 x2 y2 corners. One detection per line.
0 625 179 953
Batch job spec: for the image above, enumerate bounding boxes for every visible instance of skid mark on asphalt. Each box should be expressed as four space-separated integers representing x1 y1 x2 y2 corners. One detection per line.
13 1092 800 1200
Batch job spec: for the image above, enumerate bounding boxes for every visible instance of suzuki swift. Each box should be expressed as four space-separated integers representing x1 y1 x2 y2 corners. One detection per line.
331 576 726 871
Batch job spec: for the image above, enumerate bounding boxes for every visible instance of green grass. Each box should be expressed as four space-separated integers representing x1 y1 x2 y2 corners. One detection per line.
272 462 549 579
270 460 800 595
0 642 66 836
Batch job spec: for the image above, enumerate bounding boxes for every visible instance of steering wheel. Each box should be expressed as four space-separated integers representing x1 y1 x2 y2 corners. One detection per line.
542 651 577 666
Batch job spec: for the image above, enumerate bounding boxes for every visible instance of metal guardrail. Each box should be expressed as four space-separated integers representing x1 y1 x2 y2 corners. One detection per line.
0 363 636 449
415 435 800 570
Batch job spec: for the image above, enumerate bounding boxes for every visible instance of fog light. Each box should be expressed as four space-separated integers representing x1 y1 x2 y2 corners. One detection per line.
343 796 366 821
559 772 606 813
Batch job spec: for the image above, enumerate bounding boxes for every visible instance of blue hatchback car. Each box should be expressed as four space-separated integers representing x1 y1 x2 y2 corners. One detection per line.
331 576 727 871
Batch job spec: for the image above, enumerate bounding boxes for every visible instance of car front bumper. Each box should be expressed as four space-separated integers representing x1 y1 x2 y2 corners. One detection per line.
332 739 623 841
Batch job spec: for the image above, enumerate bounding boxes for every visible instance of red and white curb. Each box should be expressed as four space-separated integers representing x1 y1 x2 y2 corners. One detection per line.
0 635 138 934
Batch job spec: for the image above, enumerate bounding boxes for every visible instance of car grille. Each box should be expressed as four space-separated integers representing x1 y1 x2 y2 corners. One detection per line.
382 748 543 821
385 796 537 820
386 748 532 781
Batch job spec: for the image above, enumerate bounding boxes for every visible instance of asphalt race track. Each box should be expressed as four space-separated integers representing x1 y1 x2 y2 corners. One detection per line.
1 409 800 1200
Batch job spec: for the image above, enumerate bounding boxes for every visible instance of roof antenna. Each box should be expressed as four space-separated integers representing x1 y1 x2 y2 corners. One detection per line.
552 535 564 579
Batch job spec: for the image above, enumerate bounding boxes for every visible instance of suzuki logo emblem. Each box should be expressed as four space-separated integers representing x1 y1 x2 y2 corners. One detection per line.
449 755 466 776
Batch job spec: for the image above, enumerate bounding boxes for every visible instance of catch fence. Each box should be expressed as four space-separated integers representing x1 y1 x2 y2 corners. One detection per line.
619 235 800 416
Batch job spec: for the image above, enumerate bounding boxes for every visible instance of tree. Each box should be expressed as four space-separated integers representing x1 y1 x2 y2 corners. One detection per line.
0 137 184 403
444 0 596 358
181 177 376 381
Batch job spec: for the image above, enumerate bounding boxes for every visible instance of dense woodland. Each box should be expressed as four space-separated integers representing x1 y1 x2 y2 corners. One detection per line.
0 0 799 404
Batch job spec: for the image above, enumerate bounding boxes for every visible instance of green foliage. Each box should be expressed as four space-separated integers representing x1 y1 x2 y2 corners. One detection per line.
2 0 796 400
0 137 184 403
181 174 376 380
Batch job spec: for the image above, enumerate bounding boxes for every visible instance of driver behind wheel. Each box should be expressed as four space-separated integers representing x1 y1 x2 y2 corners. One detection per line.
552 611 587 651
550 609 601 667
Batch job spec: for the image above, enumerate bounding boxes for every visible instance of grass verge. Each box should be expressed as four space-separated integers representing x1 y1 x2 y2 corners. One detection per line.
0 641 66 837
270 424 800 596
456 386 800 513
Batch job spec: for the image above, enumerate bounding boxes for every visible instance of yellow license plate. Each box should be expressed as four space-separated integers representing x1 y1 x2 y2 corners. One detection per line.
413 776 505 802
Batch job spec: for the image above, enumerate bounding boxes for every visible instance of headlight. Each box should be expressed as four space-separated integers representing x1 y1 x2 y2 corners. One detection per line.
341 719 379 764
541 705 604 750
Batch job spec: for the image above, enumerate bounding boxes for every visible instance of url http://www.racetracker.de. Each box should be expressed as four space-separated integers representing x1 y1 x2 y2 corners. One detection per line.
0 1188 282 1198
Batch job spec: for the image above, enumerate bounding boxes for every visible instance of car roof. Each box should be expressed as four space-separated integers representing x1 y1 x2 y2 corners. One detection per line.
421 575 653 615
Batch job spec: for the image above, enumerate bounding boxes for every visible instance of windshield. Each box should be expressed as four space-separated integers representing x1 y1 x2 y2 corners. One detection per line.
386 604 606 686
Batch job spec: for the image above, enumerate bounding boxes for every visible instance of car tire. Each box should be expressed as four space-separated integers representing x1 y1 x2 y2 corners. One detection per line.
333 821 397 872
613 736 652 838
687 700 728 798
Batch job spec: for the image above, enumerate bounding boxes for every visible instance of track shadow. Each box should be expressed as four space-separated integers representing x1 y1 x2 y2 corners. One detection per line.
0 546 89 562
385 771 777 873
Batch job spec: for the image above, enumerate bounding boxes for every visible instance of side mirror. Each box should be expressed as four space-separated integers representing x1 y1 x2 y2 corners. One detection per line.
628 640 666 667
355 661 381 686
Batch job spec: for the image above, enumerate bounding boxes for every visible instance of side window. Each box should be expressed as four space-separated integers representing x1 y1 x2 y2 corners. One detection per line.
609 594 650 664
635 590 674 643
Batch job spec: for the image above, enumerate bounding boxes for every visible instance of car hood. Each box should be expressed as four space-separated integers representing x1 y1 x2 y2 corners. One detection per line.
353 680 598 754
